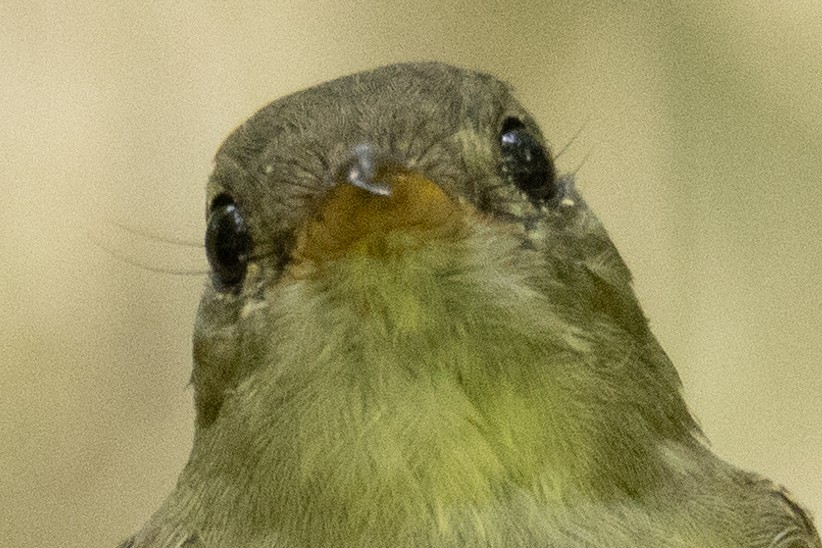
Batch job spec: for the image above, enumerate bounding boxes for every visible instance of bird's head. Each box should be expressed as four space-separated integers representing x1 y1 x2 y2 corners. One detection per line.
183 63 698 536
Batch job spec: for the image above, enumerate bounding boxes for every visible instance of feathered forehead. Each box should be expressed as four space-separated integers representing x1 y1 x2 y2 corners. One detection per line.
214 62 530 165
206 63 546 238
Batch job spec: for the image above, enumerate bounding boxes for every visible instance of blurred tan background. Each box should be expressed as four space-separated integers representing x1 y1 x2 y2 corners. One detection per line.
1 2 820 546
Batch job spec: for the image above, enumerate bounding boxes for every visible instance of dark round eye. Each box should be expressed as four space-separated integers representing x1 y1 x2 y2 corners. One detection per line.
205 195 251 292
499 117 557 203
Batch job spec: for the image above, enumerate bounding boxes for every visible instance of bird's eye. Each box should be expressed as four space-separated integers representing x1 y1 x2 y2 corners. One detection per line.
498 117 557 203
205 195 251 292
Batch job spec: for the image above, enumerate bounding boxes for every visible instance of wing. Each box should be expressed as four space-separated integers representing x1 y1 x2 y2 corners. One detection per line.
117 530 202 548
762 480 821 548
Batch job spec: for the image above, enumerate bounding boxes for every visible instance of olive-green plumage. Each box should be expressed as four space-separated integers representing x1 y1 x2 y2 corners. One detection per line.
121 63 819 547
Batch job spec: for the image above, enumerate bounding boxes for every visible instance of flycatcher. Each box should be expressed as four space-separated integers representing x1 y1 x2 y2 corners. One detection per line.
120 63 820 548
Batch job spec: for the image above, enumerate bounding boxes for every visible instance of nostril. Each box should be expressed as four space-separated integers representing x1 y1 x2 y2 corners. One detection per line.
346 143 392 196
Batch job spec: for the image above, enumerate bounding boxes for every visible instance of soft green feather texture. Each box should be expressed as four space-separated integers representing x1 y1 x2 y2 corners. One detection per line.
152 221 811 547
176 221 685 545
122 63 820 548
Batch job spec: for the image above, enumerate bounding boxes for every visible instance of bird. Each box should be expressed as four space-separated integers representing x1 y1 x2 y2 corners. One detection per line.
119 62 820 547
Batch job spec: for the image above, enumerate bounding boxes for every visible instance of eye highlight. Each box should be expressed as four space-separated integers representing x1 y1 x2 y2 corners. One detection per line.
205 195 251 292
498 117 557 203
